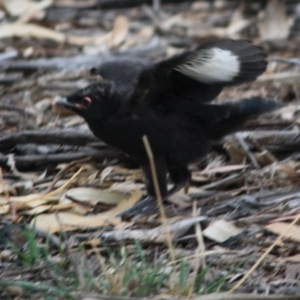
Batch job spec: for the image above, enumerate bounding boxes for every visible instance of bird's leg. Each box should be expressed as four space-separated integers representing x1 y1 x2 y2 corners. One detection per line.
117 159 167 218
167 165 190 197
142 160 168 199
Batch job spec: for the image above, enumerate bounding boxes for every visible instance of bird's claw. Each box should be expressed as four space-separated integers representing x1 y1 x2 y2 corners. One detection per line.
117 196 160 220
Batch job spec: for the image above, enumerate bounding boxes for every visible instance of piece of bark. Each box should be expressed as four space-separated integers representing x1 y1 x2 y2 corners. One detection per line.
239 131 300 153
0 50 19 62
0 72 23 84
245 120 293 130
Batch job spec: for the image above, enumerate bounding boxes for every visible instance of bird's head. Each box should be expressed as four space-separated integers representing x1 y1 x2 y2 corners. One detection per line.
56 81 119 121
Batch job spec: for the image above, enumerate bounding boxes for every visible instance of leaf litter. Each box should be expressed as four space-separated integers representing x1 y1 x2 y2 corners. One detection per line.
0 0 300 298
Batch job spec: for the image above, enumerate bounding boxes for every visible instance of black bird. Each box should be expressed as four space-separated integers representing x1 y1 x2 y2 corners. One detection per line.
57 39 276 215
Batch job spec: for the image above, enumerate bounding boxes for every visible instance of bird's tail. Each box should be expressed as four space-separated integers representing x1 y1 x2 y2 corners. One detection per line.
197 97 277 140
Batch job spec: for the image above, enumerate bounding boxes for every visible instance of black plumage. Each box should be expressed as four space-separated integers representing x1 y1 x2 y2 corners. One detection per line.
57 39 276 214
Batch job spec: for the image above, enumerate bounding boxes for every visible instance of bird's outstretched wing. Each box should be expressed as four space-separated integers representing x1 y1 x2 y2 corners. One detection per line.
128 39 267 114
169 39 266 86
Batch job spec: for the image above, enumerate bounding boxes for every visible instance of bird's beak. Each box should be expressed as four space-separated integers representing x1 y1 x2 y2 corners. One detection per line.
56 97 72 109
55 97 79 111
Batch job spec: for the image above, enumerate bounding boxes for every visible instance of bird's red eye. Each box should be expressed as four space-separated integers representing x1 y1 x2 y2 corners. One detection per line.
82 96 92 106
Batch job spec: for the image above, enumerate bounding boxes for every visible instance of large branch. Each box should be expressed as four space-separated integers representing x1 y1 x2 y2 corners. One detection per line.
53 0 196 9
0 149 121 169
0 129 100 151
1 130 299 153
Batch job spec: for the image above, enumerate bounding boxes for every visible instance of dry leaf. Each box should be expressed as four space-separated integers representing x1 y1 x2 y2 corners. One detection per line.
0 22 127 47
277 254 300 263
105 189 142 216
67 34 110 47
61 187 126 206
68 15 128 48
0 204 9 214
0 0 52 22
0 197 8 205
265 222 300 242
168 190 191 208
31 212 121 233
258 0 291 41
226 9 250 38
31 190 142 233
100 166 114 183
109 15 129 48
0 23 65 43
24 203 75 215
191 173 210 182
8 193 62 209
23 205 53 215
203 220 243 243
109 181 144 193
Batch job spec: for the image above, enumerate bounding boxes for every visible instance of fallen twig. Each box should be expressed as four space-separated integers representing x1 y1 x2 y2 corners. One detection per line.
258 72 300 83
200 173 244 190
235 133 260 169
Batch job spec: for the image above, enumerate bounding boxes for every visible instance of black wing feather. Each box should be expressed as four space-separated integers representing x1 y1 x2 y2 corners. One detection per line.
127 39 267 114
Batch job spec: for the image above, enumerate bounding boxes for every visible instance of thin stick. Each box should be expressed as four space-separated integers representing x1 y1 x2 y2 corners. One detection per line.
235 133 260 169
142 136 163 202
44 167 84 199
142 135 175 262
228 213 300 292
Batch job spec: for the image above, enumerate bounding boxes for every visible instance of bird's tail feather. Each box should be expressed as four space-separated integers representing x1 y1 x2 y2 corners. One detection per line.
197 97 277 140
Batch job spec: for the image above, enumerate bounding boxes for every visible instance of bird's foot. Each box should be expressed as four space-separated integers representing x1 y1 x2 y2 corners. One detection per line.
117 196 163 220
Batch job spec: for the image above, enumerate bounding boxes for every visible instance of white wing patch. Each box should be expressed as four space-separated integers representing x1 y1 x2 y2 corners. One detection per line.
175 48 240 83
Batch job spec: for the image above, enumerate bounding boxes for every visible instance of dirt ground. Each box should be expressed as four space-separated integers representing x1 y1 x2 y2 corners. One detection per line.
1 0 300 299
